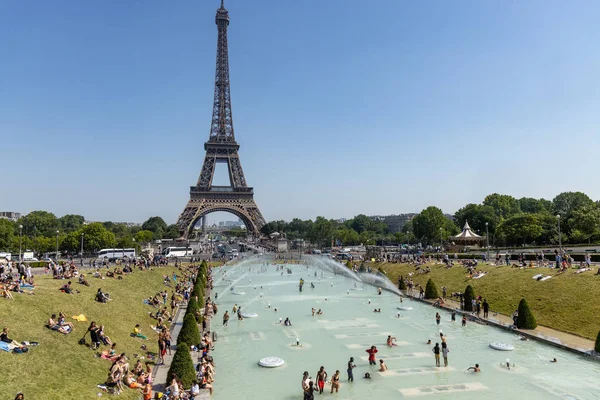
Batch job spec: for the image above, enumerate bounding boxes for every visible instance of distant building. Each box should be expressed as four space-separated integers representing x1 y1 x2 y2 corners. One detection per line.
0 212 21 221
369 213 417 233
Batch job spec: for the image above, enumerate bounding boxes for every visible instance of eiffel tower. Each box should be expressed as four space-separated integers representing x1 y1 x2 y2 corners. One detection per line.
177 0 265 238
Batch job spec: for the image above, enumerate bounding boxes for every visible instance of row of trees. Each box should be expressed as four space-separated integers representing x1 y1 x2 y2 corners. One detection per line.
261 191 600 248
0 212 181 255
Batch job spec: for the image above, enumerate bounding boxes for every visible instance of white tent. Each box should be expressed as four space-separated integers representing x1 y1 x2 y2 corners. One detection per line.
452 221 482 241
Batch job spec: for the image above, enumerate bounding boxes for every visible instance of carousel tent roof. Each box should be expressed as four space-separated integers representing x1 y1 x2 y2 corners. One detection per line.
452 221 482 240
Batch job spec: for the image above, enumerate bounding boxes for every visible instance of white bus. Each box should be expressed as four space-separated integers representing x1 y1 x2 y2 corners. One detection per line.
97 248 136 261
162 247 193 258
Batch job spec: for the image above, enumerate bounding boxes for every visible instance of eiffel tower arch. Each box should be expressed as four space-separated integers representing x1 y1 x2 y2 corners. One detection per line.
177 1 265 238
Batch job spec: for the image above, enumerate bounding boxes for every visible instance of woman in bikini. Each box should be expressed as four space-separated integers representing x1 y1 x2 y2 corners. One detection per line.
330 370 341 393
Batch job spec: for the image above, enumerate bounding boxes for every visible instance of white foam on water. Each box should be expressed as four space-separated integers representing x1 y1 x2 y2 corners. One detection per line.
399 382 487 396
283 329 300 339
335 331 392 339
346 341 410 349
317 318 370 324
359 352 429 362
379 366 455 377
325 323 380 330
249 331 265 341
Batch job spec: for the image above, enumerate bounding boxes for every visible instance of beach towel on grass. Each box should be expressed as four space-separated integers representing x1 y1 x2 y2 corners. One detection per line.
72 314 88 322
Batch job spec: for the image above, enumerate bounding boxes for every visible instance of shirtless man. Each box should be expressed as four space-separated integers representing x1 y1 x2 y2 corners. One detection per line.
316 366 328 394
467 364 480 372
379 359 388 372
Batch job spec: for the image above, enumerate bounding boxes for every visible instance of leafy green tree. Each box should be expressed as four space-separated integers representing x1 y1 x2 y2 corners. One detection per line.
141 216 168 239
518 198 553 214
58 214 85 233
167 343 196 388
18 211 59 237
454 204 499 236
552 192 594 219
424 279 439 299
483 194 520 219
497 214 544 246
412 206 455 245
116 235 136 249
35 236 55 254
0 219 15 251
516 298 537 329
568 205 600 244
463 285 475 311
80 223 116 252
308 217 334 247
135 230 154 244
164 224 181 239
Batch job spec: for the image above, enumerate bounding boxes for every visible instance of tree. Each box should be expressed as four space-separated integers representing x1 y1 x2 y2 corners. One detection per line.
18 211 59 237
307 217 334 247
80 223 116 252
398 275 406 290
497 214 544 246
167 343 196 389
424 279 439 299
178 313 201 348
463 285 475 311
164 224 181 239
454 204 499 236
58 214 85 233
595 330 600 354
141 216 168 239
0 219 15 251
552 192 594 219
483 194 520 220
568 205 600 244
518 198 553 214
135 230 154 244
412 206 449 245
516 298 537 329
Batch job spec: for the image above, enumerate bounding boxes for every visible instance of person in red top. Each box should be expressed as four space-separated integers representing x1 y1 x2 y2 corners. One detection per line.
366 345 378 365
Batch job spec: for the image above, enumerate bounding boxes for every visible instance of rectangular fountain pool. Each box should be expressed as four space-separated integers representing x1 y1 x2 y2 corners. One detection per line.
208 258 600 400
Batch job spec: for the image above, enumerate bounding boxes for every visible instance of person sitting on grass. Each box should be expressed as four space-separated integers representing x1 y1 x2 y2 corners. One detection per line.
78 274 90 286
60 281 74 294
87 321 102 349
1 284 14 299
98 325 112 345
96 288 109 303
1 327 24 348
132 324 148 340
57 312 75 331
47 314 71 334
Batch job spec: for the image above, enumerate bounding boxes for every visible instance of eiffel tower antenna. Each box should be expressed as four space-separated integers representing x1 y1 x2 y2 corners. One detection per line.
176 1 265 238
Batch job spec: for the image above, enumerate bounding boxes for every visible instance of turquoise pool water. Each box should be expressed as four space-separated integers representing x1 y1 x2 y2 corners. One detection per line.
209 257 600 400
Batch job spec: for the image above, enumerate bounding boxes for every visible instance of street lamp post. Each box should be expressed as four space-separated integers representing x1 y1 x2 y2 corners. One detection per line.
486 222 490 262
19 225 23 263
557 214 562 253
55 230 60 263
439 227 443 252
80 233 85 264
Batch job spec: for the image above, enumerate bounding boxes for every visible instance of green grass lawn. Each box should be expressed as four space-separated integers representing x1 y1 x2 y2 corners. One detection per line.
0 266 180 400
377 262 600 340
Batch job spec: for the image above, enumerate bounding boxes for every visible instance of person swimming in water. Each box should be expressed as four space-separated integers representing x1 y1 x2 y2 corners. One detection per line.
386 335 397 347
379 359 388 372
363 372 371 379
467 364 480 372
550 358 557 363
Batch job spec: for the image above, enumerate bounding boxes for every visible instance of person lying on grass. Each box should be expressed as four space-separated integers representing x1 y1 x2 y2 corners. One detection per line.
1 327 24 347
47 314 72 334
100 343 119 361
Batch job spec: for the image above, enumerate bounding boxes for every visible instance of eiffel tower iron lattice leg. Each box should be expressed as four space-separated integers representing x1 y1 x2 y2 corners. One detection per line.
176 0 265 238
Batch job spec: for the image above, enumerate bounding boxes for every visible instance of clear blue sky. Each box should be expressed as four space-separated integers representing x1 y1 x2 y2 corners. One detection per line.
2 0 599 224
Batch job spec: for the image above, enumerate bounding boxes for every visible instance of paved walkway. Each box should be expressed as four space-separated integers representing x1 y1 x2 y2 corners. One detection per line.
152 302 187 394
405 293 596 354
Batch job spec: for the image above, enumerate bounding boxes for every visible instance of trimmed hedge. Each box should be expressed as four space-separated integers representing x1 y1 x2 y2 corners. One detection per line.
398 275 406 291
424 278 439 299
167 342 196 389
463 285 475 312
516 298 537 329
178 312 201 348
595 330 600 354
27 261 49 268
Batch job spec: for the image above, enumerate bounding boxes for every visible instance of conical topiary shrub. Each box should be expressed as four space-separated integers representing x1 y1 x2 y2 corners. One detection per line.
516 298 537 329
595 330 600 354
463 285 475 312
346 260 353 269
177 313 202 347
424 278 439 299
398 275 406 291
167 342 196 389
